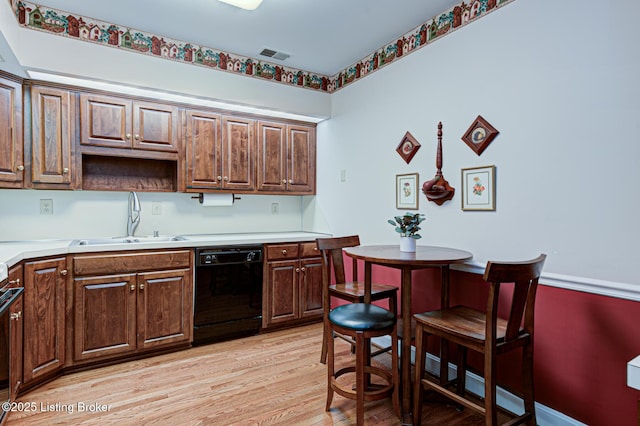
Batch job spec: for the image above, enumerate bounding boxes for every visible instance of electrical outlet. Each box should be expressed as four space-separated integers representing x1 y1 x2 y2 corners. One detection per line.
271 203 279 214
152 202 162 215
40 199 53 215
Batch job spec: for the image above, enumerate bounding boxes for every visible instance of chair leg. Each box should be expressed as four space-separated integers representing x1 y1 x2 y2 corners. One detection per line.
320 321 328 364
355 330 365 426
325 325 335 412
484 350 498 426
413 325 426 426
522 342 536 426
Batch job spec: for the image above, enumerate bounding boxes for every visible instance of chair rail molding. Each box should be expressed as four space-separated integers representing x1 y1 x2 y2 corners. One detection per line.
453 262 640 302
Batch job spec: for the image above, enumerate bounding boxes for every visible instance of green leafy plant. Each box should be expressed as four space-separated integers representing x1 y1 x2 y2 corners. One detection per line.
387 212 425 239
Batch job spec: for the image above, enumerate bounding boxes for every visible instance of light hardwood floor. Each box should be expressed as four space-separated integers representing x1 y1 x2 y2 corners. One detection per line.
6 323 486 425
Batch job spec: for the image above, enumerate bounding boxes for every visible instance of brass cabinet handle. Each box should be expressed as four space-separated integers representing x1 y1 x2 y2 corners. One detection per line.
139 283 145 290
10 312 21 320
8 278 20 285
17 165 24 171
60 269 68 276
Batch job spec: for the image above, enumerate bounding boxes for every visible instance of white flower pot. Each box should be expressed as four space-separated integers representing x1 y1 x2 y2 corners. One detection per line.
399 236 416 252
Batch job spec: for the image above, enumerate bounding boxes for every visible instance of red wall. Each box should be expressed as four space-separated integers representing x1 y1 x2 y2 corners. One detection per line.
344 260 640 425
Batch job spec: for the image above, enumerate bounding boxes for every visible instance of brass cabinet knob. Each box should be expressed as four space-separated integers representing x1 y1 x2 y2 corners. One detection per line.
9 278 20 285
223 176 229 181
130 284 136 292
295 268 300 273
288 179 293 184
282 249 287 255
126 133 132 139
63 168 69 174
139 283 145 290
300 267 306 272
17 165 24 171
217 176 222 181
282 180 287 184
60 269 68 276
135 134 140 140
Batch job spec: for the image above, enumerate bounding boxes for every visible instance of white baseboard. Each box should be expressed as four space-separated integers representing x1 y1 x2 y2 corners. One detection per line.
370 337 586 426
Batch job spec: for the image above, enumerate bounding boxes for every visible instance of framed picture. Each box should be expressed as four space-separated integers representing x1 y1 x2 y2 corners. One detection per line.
396 173 419 210
461 115 499 156
461 165 495 211
396 131 421 164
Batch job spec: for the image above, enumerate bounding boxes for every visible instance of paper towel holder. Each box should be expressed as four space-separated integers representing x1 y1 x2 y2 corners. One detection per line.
191 193 241 204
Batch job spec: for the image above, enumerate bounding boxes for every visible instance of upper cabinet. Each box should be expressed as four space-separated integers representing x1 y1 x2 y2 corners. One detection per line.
0 74 24 188
28 85 76 189
185 110 254 192
80 93 179 154
257 121 316 194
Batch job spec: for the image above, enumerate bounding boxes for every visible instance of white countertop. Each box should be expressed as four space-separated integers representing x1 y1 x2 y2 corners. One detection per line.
0 231 331 277
628 355 640 390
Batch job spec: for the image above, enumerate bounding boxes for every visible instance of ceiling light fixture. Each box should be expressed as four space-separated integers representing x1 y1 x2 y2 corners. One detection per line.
218 0 263 10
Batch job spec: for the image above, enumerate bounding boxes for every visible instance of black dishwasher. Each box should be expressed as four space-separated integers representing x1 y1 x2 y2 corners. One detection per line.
193 246 263 345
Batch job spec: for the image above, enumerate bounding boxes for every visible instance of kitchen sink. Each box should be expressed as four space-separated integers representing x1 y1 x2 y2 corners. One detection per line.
71 236 186 246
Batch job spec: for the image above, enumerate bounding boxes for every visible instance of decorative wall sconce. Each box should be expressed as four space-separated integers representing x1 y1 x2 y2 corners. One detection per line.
422 122 455 205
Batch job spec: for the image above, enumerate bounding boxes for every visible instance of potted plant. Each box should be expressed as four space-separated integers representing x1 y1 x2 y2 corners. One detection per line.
387 212 425 252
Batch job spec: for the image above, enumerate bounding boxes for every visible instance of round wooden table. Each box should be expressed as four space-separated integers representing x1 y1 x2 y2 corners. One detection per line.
344 245 473 423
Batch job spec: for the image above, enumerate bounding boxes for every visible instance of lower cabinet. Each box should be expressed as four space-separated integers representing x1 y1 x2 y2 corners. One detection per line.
263 242 323 329
70 250 193 365
23 257 67 387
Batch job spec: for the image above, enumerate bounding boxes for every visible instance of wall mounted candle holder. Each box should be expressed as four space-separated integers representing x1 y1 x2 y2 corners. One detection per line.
422 122 455 205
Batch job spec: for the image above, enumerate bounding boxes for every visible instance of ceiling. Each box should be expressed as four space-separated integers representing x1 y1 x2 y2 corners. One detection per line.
29 0 461 76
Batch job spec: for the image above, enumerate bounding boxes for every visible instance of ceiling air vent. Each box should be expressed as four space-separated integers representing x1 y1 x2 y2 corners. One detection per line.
259 48 290 61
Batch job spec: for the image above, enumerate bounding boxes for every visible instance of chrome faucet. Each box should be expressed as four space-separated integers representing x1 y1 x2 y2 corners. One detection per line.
127 191 141 237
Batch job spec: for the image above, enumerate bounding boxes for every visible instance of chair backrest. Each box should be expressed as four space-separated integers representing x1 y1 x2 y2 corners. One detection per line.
316 235 360 285
482 254 547 344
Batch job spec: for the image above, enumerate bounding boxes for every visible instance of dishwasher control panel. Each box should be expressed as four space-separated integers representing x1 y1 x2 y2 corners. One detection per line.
196 246 263 266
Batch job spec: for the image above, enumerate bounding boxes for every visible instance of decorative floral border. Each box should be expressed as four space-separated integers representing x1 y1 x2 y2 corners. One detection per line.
8 0 514 93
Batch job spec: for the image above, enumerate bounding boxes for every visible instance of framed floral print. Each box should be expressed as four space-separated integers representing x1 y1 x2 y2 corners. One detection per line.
396 173 419 210
461 165 495 211
396 131 421 164
461 115 499 156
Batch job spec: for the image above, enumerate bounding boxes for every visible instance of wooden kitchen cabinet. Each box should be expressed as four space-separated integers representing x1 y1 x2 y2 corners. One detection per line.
185 109 255 192
23 257 67 387
256 121 316 194
28 85 76 189
263 242 323 329
8 264 23 400
70 250 193 364
80 93 179 154
0 73 24 188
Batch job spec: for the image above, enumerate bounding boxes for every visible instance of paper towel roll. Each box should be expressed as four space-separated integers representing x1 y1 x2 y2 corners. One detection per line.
200 193 235 207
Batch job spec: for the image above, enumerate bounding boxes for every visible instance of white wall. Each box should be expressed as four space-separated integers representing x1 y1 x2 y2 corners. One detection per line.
0 189 304 240
314 0 640 285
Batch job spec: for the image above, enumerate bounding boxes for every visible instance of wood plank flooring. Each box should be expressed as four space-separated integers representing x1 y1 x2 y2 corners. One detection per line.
6 323 486 425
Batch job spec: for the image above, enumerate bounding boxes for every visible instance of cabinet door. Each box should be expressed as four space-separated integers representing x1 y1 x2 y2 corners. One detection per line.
185 110 222 189
133 101 179 152
256 121 286 192
299 257 324 319
287 124 316 193
222 116 254 190
0 77 24 187
73 274 137 362
80 93 132 149
23 257 66 384
8 264 23 400
264 260 298 327
30 86 74 186
137 269 192 350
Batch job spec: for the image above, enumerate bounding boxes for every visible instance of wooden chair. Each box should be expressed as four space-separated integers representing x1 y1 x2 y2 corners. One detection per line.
413 254 547 426
316 235 399 364
326 303 400 425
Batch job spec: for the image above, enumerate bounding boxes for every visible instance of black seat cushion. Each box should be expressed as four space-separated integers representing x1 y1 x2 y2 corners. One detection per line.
329 303 396 331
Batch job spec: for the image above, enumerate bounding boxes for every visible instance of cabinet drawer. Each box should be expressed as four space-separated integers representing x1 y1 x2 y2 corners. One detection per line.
300 242 320 258
73 250 191 276
266 244 299 260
